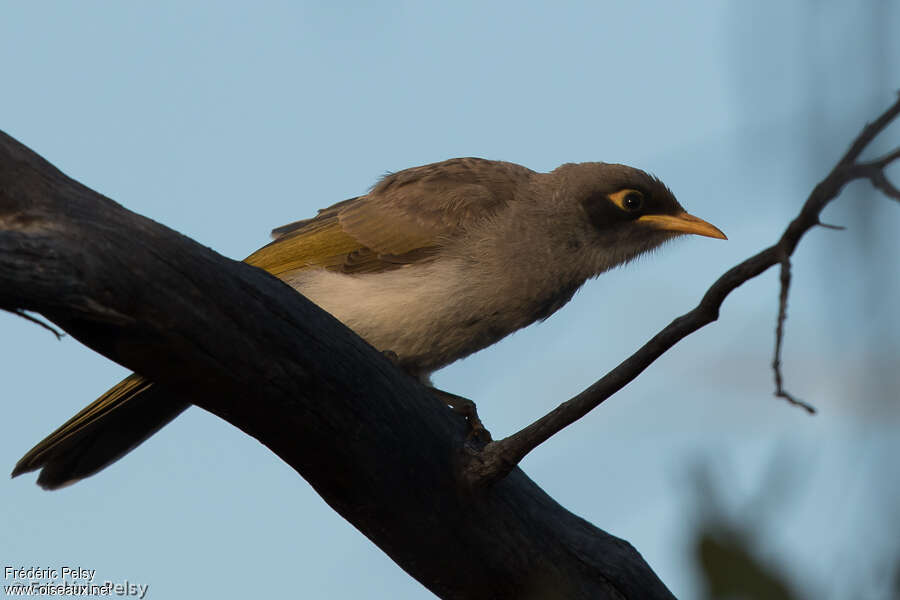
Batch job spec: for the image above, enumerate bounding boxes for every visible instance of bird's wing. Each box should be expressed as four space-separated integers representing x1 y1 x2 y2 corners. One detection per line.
245 158 533 276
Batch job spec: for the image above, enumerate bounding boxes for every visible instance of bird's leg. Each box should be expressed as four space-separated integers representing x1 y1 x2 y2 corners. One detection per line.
380 350 491 442
429 389 492 443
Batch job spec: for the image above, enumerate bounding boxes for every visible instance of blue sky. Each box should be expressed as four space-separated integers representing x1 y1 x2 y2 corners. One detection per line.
2 2 899 598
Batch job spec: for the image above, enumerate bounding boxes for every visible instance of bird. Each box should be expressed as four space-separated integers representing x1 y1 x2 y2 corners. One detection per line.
12 157 725 489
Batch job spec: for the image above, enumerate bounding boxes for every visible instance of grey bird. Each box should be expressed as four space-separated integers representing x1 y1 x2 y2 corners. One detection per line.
13 157 725 489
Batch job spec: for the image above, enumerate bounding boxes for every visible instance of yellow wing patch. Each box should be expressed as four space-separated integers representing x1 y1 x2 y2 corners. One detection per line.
244 219 365 276
245 158 528 277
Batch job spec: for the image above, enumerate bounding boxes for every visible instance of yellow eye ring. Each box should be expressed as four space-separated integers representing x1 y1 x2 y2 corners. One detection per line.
609 188 644 212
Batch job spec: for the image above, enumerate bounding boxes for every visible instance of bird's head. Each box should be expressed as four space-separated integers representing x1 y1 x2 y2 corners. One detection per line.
538 162 726 276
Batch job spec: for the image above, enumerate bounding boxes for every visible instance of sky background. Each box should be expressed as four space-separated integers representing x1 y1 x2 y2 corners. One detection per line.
2 2 899 598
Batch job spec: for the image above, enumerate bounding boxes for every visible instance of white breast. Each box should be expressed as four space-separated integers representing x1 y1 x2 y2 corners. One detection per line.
281 262 492 375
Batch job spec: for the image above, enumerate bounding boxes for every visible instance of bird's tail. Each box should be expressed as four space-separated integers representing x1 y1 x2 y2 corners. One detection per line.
12 374 189 490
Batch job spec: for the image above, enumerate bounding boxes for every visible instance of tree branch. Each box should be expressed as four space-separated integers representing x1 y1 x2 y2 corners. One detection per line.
462 93 900 487
855 146 900 200
0 131 673 598
772 256 815 414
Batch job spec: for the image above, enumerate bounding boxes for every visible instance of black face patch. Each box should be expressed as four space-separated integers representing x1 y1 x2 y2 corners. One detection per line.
564 163 684 234
581 189 642 230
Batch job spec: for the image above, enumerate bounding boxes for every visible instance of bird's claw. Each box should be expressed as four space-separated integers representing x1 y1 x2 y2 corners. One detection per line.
382 350 493 442
436 390 492 443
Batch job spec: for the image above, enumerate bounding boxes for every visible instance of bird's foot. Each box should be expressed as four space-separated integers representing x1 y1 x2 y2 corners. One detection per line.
431 389 492 443
381 349 492 442
451 397 492 444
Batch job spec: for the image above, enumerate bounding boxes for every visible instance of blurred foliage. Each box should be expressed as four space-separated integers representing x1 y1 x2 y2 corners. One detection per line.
689 458 900 600
696 530 798 600
691 3 900 598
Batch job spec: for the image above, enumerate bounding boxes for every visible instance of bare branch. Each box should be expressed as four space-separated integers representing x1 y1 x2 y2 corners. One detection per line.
870 170 900 200
840 91 900 164
5 309 65 339
462 94 900 486
855 146 900 201
816 221 847 231
771 257 816 414
869 146 900 169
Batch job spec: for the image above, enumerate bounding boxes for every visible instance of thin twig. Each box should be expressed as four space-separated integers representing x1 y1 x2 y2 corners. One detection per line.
854 146 900 200
816 221 847 231
870 146 900 168
870 170 900 200
771 257 816 414
7 309 65 340
840 92 900 164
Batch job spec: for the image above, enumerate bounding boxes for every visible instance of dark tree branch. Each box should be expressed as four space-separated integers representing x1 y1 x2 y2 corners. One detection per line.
870 170 900 200
772 257 815 414
0 132 673 598
841 96 900 163
462 93 900 487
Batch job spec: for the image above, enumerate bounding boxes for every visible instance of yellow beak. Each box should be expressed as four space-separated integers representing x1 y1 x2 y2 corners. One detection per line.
637 212 727 240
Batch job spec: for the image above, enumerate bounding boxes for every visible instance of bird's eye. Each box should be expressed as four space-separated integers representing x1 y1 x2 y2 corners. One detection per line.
623 191 643 211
